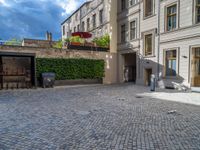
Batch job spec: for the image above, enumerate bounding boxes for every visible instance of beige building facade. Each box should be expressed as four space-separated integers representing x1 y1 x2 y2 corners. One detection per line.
62 0 200 89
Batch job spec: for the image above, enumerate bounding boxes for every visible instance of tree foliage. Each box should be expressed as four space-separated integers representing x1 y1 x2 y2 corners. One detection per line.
52 40 63 49
92 34 110 48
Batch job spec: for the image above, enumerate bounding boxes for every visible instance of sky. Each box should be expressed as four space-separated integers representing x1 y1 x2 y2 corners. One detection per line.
0 0 86 41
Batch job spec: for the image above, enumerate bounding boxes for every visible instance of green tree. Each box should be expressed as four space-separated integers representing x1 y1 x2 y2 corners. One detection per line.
5 38 22 46
53 40 63 49
92 34 110 47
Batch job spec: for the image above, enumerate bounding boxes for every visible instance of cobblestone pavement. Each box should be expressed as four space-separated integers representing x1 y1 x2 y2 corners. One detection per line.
0 84 200 150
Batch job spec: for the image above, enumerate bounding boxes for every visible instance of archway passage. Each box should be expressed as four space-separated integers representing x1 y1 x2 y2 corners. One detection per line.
123 53 136 83
0 52 36 90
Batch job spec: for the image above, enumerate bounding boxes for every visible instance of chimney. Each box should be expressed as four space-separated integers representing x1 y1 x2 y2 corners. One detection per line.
49 32 52 41
46 31 49 40
46 31 52 41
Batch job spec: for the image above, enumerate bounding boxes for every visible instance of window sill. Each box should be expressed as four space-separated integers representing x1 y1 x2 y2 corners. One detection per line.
129 38 139 42
143 55 156 58
118 41 127 45
143 14 156 20
163 76 179 79
164 28 179 34
128 3 139 9
119 8 128 14
194 22 200 25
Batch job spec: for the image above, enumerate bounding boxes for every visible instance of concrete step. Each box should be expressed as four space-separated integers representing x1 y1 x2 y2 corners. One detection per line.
191 87 200 93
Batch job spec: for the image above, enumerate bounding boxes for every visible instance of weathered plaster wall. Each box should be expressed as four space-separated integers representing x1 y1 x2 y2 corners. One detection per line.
0 45 118 84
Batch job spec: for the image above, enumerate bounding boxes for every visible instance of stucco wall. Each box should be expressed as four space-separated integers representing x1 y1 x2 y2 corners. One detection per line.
0 45 118 84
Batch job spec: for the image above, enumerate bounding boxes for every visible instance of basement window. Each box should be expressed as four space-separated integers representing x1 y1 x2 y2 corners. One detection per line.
165 50 177 77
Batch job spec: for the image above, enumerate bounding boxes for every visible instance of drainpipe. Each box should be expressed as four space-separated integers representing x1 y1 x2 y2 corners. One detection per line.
157 0 161 81
138 0 141 79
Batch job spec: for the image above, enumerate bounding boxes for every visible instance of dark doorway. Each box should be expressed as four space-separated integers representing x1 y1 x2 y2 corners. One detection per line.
145 68 152 86
123 53 136 83
0 52 36 90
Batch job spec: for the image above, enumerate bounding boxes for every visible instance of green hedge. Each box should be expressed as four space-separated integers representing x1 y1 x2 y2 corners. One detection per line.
36 58 105 80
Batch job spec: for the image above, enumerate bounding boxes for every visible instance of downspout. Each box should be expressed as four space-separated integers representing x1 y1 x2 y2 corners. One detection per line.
157 0 161 81
138 0 141 79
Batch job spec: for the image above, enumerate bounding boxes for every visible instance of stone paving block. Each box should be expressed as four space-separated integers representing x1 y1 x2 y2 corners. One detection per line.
0 84 200 149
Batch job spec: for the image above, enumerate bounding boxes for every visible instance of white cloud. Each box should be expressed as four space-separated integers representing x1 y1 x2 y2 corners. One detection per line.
0 0 10 6
57 0 82 16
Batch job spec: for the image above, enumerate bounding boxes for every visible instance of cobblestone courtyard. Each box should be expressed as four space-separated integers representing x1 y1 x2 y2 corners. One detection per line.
0 84 200 150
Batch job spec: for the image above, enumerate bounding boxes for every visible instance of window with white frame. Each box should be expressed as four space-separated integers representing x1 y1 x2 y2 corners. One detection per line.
87 18 90 31
82 22 85 32
62 25 65 36
77 24 80 31
195 0 200 23
165 50 177 77
144 33 153 56
93 14 96 29
144 0 154 17
121 24 126 43
121 0 126 11
99 9 103 25
129 0 138 6
166 4 177 31
130 20 136 40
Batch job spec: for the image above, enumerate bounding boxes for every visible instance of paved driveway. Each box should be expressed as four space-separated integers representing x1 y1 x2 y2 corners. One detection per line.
0 84 200 150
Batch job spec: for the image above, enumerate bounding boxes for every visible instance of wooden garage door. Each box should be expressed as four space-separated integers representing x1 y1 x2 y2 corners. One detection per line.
191 48 200 87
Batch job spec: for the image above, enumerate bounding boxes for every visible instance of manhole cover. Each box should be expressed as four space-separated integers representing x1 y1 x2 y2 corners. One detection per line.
135 96 143 98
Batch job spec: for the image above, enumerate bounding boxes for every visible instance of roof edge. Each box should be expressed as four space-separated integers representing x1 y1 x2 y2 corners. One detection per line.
61 1 92 25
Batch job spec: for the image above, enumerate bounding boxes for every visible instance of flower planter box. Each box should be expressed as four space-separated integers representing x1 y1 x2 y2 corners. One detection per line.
70 42 81 46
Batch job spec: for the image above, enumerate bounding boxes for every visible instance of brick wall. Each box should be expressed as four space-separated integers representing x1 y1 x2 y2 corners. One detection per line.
22 39 57 48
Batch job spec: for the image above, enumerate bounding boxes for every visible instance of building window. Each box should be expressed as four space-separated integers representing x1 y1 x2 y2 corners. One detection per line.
93 14 96 29
62 25 65 36
166 4 177 31
129 0 138 6
74 27 76 32
82 22 85 32
165 50 177 77
75 13 78 21
130 20 136 40
144 34 153 56
87 18 90 31
121 24 126 43
121 0 126 11
99 9 103 25
144 0 154 17
77 24 80 31
196 0 200 23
